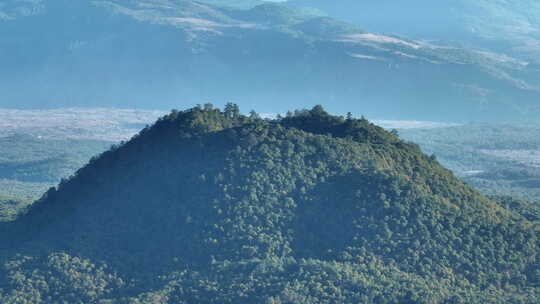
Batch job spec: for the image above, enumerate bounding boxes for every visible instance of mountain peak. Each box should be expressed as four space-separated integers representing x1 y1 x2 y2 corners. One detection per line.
1 106 537 303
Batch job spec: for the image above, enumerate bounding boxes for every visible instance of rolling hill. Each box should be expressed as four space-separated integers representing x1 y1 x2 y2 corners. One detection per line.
0 105 538 303
2 0 540 121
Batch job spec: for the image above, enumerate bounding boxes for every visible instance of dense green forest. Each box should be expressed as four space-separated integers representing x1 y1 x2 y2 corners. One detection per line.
0 106 538 303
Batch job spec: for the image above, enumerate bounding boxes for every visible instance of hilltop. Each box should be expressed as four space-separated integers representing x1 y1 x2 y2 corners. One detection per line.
2 0 540 121
0 105 538 303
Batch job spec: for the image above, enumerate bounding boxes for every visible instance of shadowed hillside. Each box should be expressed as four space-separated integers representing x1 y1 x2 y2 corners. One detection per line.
0 105 538 303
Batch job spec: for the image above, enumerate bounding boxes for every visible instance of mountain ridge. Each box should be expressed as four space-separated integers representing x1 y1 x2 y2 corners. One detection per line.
288 0 540 62
2 0 540 121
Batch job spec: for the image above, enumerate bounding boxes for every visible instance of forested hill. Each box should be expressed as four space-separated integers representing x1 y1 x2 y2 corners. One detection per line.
1 105 539 303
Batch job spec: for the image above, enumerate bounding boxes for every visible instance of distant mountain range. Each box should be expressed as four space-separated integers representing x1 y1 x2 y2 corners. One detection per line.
288 0 540 62
2 0 540 121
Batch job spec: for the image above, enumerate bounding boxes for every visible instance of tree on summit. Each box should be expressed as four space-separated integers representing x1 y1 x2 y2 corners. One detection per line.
249 110 261 120
310 105 327 116
224 103 240 118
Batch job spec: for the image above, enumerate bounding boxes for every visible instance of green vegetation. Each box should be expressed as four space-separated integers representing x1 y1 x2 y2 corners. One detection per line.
400 122 540 203
0 196 30 222
1 105 538 303
467 168 540 204
0 134 110 183
493 195 540 224
0 108 160 207
0 180 50 202
0 134 110 201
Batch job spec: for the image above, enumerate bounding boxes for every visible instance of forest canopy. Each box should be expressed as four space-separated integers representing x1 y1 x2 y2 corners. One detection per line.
0 105 538 303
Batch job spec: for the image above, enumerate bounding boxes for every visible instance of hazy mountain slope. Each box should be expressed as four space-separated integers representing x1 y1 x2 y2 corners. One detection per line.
0 134 110 203
0 197 31 222
0 108 163 202
2 0 540 121
289 0 540 62
399 122 540 204
0 135 110 183
0 106 538 303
